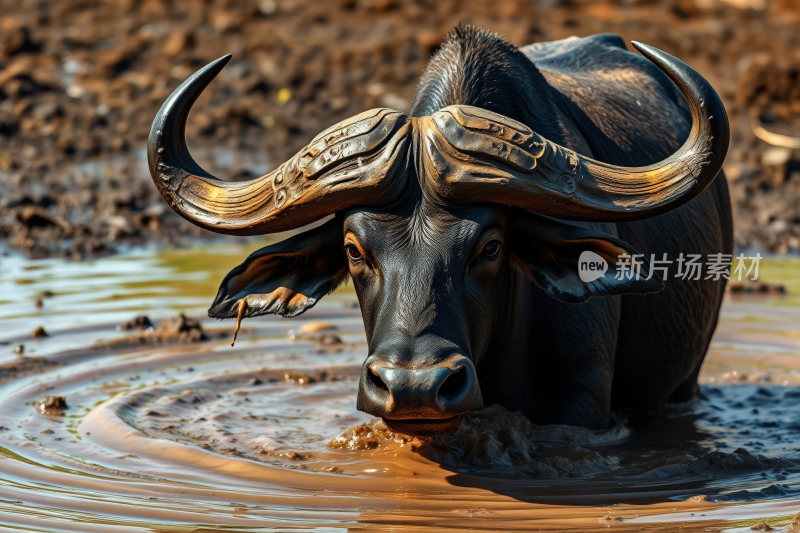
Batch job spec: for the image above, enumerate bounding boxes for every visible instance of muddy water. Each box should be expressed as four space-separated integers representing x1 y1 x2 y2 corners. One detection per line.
1 244 800 531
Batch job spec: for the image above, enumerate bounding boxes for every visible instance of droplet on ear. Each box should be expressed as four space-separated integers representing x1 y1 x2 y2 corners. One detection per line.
231 298 248 347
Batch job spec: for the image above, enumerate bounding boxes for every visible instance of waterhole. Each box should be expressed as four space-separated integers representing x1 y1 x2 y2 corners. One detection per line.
2 243 800 531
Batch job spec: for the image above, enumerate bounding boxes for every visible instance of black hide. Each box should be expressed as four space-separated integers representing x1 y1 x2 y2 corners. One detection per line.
212 27 733 431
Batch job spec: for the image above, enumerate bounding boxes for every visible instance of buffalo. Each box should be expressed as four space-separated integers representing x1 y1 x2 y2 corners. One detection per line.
148 27 731 437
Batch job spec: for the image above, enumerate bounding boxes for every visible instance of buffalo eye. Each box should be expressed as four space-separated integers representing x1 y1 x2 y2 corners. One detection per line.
480 240 501 259
345 244 363 262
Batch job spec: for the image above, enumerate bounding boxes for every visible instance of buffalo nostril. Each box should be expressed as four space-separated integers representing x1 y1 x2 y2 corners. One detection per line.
438 366 467 400
368 367 390 393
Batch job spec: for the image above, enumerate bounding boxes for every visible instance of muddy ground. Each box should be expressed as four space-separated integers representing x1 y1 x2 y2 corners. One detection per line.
1 0 799 258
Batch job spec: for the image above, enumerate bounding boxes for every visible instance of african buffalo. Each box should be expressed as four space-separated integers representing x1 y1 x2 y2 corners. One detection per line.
148 27 731 437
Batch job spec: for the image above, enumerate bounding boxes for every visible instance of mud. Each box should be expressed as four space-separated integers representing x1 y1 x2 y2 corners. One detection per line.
117 314 153 331
103 313 238 352
37 395 67 413
28 324 47 337
2 245 800 530
288 322 345 345
2 0 800 257
728 279 788 296
0 354 59 383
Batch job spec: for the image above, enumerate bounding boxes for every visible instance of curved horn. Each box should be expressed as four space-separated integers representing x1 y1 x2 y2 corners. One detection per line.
148 56 411 235
751 116 800 149
421 42 730 222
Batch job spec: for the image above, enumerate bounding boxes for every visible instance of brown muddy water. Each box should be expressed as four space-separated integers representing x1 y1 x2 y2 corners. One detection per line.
1 243 800 532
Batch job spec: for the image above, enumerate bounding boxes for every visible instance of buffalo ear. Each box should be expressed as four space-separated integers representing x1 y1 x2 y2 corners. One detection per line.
507 209 663 303
209 218 347 319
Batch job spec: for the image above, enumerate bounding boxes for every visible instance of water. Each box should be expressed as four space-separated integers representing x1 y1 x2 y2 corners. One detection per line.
1 244 800 531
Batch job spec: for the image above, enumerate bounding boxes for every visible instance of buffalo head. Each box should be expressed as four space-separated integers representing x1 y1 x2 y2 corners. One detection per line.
147 43 728 437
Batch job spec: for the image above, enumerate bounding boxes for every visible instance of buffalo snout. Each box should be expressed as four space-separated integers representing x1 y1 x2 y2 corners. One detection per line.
357 355 483 437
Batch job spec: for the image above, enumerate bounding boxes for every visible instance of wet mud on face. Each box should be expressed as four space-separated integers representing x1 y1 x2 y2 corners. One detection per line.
2 246 800 530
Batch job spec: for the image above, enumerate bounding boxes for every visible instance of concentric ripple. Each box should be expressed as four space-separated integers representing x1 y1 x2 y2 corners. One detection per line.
2 245 800 531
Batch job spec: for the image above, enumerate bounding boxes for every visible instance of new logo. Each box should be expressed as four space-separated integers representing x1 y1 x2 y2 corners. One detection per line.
578 251 608 283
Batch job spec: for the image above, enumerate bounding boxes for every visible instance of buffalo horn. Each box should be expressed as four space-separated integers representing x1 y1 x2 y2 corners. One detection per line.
421 42 730 222
148 56 411 235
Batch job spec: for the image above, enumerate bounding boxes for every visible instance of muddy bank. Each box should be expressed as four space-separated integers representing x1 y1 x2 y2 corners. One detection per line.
1 0 800 257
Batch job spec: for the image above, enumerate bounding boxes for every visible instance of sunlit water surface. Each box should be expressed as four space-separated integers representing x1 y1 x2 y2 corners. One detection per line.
1 243 800 531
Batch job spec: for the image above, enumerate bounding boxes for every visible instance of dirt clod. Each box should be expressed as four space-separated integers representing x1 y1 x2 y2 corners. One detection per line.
317 334 343 346
328 423 386 451
39 396 67 411
328 420 421 451
282 451 306 460
283 371 315 385
30 326 48 338
751 520 774 531
118 315 154 331
149 315 206 343
104 314 229 351
728 280 787 296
